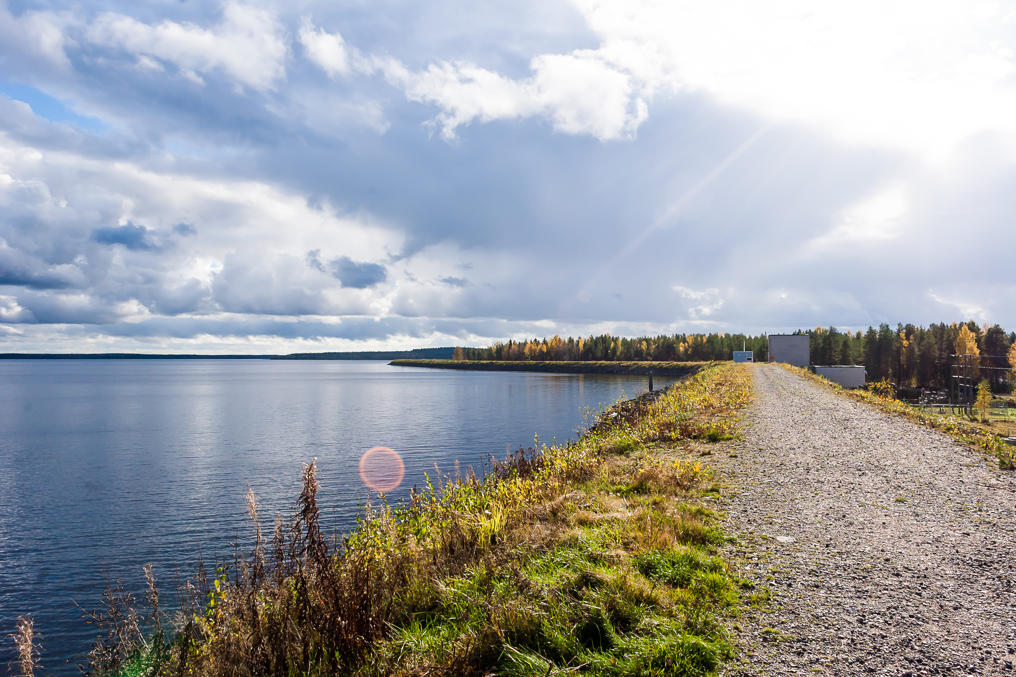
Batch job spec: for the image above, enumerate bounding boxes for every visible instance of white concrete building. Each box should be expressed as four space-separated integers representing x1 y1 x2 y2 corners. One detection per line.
814 365 866 389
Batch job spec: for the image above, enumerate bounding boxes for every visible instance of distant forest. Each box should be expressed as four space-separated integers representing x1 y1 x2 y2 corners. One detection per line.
458 322 1016 390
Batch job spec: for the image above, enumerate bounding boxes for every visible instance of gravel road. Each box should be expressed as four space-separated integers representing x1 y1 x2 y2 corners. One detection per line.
717 364 1016 676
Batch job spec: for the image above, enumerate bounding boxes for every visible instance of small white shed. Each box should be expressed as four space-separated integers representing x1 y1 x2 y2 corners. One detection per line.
733 351 754 362
814 365 866 389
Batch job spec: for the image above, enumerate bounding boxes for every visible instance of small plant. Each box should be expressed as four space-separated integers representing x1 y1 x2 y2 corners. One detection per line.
975 379 992 422
866 378 896 399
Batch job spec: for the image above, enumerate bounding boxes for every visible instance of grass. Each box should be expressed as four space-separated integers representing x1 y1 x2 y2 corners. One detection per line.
24 363 753 676
781 364 1016 470
389 359 705 376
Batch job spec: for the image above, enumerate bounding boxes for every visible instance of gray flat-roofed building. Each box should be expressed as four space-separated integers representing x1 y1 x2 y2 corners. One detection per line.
768 334 810 367
814 365 866 389
733 350 754 362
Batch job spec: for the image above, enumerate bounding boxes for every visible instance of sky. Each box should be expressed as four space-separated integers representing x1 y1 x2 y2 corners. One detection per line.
1 0 1015 353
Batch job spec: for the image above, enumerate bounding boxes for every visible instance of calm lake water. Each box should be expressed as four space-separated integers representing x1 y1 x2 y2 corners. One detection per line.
0 359 670 672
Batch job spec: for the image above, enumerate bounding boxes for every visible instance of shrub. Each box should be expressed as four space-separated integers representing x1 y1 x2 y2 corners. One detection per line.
866 378 896 399
975 379 992 421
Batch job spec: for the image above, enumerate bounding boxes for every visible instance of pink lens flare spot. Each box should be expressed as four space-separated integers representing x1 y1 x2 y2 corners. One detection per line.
358 446 405 493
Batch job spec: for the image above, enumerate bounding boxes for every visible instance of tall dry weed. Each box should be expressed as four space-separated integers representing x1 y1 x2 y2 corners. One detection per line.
13 616 39 677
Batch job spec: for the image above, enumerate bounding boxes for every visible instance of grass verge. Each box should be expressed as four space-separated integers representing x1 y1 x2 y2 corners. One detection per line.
779 364 1015 470
29 363 753 676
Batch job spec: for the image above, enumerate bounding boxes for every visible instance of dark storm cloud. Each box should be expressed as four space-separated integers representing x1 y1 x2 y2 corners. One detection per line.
0 259 74 290
91 223 159 251
0 270 70 290
0 243 89 290
9 290 124 324
329 257 387 289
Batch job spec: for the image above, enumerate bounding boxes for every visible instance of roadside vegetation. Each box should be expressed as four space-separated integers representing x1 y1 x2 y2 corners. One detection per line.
15 363 754 676
783 365 1016 470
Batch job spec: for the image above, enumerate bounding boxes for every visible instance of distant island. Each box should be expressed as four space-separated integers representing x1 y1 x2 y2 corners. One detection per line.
0 347 456 360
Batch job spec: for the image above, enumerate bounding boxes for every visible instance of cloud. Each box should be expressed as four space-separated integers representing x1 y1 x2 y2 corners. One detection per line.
672 286 724 319
299 19 351 78
0 4 72 70
2 1 1016 354
387 52 645 141
320 0 1016 152
570 0 1016 158
6 289 131 324
289 14 648 141
0 240 84 290
87 3 288 91
329 256 387 289
91 223 159 250
305 249 326 272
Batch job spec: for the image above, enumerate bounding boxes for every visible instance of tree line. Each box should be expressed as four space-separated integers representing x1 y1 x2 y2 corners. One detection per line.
456 321 1016 390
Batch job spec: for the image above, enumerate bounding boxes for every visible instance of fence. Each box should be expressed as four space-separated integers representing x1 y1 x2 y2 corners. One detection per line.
911 354 1014 414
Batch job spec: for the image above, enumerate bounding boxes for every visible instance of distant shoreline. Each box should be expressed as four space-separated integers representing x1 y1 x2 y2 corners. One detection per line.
0 347 456 360
388 359 706 376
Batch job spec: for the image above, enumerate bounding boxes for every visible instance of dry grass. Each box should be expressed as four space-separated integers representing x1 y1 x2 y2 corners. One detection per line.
13 616 39 677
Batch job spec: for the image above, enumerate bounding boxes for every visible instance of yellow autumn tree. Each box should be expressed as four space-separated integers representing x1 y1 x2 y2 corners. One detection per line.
953 325 981 372
1008 341 1016 381
975 379 992 421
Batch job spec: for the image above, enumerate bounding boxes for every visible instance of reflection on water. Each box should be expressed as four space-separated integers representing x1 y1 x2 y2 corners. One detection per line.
0 360 672 672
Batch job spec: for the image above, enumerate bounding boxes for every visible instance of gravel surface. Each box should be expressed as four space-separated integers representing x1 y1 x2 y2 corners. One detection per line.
717 365 1016 676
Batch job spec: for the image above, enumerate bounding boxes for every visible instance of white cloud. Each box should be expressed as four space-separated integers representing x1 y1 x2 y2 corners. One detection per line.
672 285 724 319
531 51 646 139
0 5 72 68
391 52 645 141
299 19 350 78
331 0 1016 152
571 0 1016 158
928 291 989 324
397 61 536 139
88 3 287 91
806 183 909 251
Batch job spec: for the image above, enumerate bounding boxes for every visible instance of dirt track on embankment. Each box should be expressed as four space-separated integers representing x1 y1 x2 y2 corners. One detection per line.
717 364 1016 676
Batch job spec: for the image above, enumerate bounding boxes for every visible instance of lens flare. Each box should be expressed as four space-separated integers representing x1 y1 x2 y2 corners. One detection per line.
358 446 405 493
